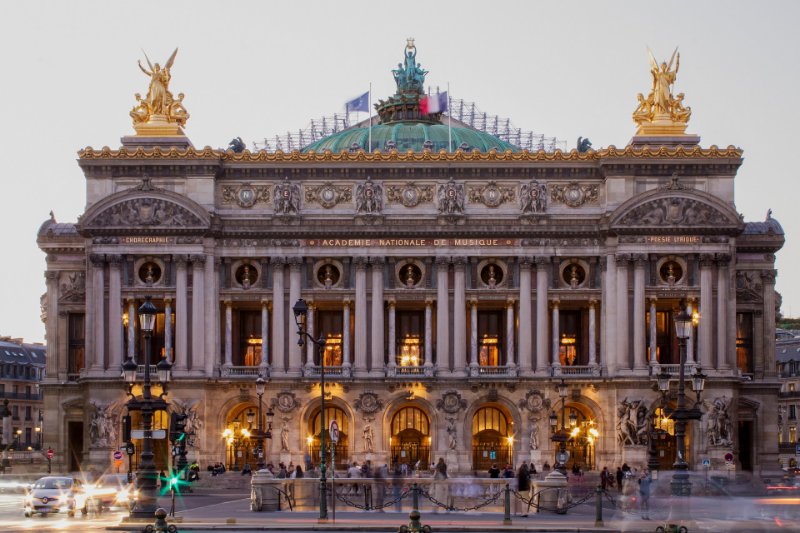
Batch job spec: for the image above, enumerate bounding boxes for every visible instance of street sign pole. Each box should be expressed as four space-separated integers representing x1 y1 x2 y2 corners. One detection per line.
329 419 339 523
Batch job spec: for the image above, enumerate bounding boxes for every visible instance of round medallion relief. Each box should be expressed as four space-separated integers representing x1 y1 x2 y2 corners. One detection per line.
138 261 162 285
659 261 683 285
562 263 586 288
317 264 341 288
480 263 504 287
399 263 422 288
235 263 258 289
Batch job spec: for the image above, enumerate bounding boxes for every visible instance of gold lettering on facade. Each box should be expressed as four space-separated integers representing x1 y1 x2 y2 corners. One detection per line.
645 235 701 244
120 236 175 244
305 238 513 248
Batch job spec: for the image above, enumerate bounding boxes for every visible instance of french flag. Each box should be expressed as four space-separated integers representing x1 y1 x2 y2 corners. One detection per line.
420 91 448 115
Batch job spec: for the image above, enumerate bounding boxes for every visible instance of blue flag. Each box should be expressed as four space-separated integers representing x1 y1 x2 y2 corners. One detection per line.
345 91 370 113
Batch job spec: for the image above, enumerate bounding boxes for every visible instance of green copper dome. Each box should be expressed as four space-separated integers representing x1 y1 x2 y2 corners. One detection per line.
301 40 518 154
301 123 518 153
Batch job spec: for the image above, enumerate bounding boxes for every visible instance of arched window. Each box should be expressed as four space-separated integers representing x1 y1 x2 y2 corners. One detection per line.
308 405 349 469
390 406 430 468
472 406 511 471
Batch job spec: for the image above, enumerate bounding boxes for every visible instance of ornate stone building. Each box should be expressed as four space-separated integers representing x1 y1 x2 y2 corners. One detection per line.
37 43 784 476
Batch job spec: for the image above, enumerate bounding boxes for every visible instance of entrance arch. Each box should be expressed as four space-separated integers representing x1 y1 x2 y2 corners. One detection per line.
562 404 598 471
390 406 430 469
472 405 512 471
308 405 349 469
223 403 258 470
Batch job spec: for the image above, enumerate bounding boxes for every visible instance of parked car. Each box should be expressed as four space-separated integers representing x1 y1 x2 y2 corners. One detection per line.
87 473 137 511
23 476 83 517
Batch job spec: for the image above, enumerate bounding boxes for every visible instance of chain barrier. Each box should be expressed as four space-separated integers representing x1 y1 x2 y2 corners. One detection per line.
334 487 410 511
602 487 643 517
511 486 596 514
419 486 503 512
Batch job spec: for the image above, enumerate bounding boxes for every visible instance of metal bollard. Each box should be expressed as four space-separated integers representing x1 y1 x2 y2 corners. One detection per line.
503 483 512 525
398 483 432 533
594 486 604 527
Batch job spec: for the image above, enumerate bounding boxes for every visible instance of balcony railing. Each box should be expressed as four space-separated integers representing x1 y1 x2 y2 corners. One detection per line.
0 392 43 401
779 390 800 399
779 442 798 453
386 365 435 378
469 365 518 378
302 365 351 378
220 366 267 378
552 365 601 377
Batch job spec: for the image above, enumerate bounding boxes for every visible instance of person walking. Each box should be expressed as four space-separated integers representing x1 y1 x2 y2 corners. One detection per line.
600 466 611 490
638 469 652 520
516 462 531 517
615 466 624 492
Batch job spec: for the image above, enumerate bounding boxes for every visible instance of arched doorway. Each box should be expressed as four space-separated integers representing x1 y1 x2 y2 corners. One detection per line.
308 405 349 469
224 404 258 471
562 405 598 471
129 409 169 472
472 405 512 471
652 404 677 470
390 406 430 469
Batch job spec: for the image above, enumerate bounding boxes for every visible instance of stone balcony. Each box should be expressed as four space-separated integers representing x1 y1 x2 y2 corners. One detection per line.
551 364 601 378
302 365 351 378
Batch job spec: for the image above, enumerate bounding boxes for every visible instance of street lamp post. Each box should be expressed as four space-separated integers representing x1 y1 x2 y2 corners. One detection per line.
122 296 173 519
293 298 328 522
549 379 570 475
254 376 274 471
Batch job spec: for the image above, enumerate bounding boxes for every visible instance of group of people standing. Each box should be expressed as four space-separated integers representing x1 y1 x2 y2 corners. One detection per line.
600 463 652 520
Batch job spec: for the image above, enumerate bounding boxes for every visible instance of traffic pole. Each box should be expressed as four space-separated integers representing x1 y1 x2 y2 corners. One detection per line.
595 485 604 527
503 483 512 525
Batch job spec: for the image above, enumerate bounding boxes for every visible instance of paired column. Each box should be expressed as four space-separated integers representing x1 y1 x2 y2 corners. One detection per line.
271 259 285 374
686 299 696 365
127 299 136 363
387 300 396 369
353 257 368 373
371 259 385 375
551 299 560 369
698 255 714 370
224 300 233 366
90 254 105 370
436 258 450 372
191 255 206 372
287 258 303 375
716 255 731 370
175 257 188 372
44 271 59 378
204 253 218 376
260 300 270 370
453 257 467 375
108 255 123 372
506 298 515 368
616 255 630 372
588 299 598 367
535 258 550 373
762 269 778 378
164 298 173 364
518 259 533 374
603 253 617 374
469 299 478 369
633 255 647 370
424 299 433 369
648 298 658 365
342 299 351 368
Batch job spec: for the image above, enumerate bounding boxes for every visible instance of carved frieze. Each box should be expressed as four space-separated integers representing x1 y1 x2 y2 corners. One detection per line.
59 272 86 302
222 238 300 247
274 179 301 215
467 181 515 208
386 182 434 207
221 183 270 208
87 198 204 227
304 182 353 209
437 177 465 214
550 182 599 208
736 270 763 302
521 237 600 247
354 391 384 415
520 180 548 214
355 177 383 214
618 197 729 226
436 390 468 414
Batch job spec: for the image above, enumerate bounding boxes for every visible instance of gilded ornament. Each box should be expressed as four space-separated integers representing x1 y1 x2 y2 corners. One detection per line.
632 48 692 135
467 181 515 208
130 49 190 136
386 182 433 207
304 182 353 209
550 182 599 208
437 177 465 214
221 183 270 208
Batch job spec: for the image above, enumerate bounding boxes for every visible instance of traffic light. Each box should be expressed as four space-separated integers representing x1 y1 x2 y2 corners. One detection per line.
122 415 131 442
170 412 188 443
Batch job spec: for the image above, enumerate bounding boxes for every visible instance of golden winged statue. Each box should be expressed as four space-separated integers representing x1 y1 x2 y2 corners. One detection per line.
632 47 691 135
130 48 189 135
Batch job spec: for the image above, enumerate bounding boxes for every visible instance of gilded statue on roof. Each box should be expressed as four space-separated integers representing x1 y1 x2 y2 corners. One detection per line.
130 48 189 135
392 38 427 94
632 48 691 135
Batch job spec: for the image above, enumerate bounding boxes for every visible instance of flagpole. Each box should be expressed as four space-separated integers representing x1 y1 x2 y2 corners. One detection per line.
368 82 372 152
447 83 452 152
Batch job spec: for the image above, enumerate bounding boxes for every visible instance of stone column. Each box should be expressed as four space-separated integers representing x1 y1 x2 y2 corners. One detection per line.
436 257 450 372
698 254 715 370
453 257 467 375
164 298 173 364
387 299 397 369
342 299 352 368
305 301 315 369
261 300 270 370
353 257 368 374
224 300 233 366
108 255 123 372
90 254 105 371
633 255 647 370
191 256 206 372
271 259 285 374
604 253 618 375
762 269 778 378
616 255 630 372
716 255 731 370
424 298 433 369
518 258 533 375
535 258 550 373
44 271 59 378
686 299 696 365
204 253 217 376
649 298 658 365
588 299 598 367
551 299 560 371
469 298 479 370
506 298 516 368
175 257 188 372
287 258 303 375
371 258 385 375
127 299 136 363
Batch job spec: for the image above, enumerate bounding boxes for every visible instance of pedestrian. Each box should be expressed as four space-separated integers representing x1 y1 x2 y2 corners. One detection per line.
516 462 531 517
616 467 624 492
292 465 304 478
241 463 252 476
503 464 514 479
374 463 387 512
392 465 404 512
432 458 449 513
639 469 652 520
488 463 500 478
347 461 361 495
600 466 610 490
542 462 551 473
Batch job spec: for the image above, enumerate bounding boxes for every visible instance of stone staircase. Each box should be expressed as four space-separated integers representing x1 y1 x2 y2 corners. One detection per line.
188 472 252 493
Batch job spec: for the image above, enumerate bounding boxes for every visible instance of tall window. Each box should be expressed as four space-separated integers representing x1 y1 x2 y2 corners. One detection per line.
559 310 585 366
646 310 680 365
236 310 262 366
67 313 85 374
397 311 424 366
390 406 430 467
472 406 511 470
736 313 754 374
318 311 343 366
478 310 503 366
309 405 349 468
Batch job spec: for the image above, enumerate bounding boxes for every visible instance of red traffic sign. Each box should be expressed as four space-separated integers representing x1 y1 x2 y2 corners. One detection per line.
46 448 54 460
724 452 734 463
113 450 123 460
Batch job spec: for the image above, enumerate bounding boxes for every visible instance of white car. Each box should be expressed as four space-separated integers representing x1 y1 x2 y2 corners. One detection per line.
23 476 83 517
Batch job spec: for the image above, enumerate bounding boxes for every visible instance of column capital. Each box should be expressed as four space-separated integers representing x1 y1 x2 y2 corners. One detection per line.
224 299 233 307
44 271 58 281
260 298 271 307
686 296 698 305
648 296 659 305
588 298 598 308
632 254 647 267
89 253 105 267
189 254 206 264
107 254 124 266
342 298 351 307
506 297 516 308
370 256 386 269
534 256 550 268
353 256 369 270
425 297 434 307
519 257 533 270
615 253 630 267
549 298 560 308
435 256 450 268
287 257 303 270
715 253 732 266
452 256 468 269
387 298 396 308
699 253 716 267
760 269 777 284
271 257 286 267
164 297 173 304
469 297 478 307
174 254 189 267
